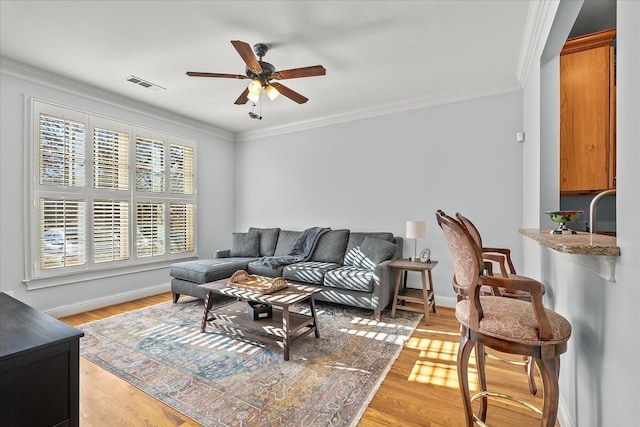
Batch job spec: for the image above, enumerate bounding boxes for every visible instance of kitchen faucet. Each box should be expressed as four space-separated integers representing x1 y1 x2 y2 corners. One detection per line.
589 189 616 235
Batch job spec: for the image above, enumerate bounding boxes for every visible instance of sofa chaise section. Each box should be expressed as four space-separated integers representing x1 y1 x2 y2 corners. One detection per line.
170 258 256 301
170 227 280 302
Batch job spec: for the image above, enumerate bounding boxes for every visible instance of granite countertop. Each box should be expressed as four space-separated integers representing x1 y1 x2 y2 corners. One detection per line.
519 229 620 256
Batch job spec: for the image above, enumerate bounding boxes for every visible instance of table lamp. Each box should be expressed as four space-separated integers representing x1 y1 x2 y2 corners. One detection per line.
406 220 426 261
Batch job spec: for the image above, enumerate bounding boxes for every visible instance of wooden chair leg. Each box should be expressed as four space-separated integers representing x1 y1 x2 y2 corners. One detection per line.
475 343 488 422
526 356 538 395
457 335 475 427
536 355 561 427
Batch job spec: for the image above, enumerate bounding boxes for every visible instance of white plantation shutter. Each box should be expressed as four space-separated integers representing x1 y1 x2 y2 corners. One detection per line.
39 198 85 269
93 200 129 263
94 127 129 190
136 202 165 257
29 100 197 284
170 144 194 194
136 136 164 192
39 114 85 187
170 203 194 254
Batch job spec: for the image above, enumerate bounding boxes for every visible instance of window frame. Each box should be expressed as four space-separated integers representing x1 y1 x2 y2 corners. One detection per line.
25 99 198 289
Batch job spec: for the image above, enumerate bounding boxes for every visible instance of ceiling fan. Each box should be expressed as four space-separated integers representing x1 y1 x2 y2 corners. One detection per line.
186 40 326 105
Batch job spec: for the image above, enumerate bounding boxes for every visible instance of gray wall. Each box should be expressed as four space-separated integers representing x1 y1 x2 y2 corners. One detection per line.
234 91 524 304
522 1 640 426
0 72 236 315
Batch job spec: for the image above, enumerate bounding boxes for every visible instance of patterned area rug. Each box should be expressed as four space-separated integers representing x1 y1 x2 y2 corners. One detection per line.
79 297 421 427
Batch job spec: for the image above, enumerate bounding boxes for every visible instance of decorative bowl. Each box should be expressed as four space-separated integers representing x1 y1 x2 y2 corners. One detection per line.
544 210 583 235
544 210 583 223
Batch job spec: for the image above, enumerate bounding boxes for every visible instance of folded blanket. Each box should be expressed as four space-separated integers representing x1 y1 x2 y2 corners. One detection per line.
254 226 329 268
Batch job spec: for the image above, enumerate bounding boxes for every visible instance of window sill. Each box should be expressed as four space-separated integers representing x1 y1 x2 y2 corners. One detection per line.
24 256 197 290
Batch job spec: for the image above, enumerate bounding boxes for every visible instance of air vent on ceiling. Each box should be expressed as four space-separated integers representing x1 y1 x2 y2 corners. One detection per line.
125 75 165 91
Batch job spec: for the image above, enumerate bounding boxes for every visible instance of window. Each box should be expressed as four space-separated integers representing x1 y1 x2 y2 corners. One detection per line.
39 114 85 187
170 203 195 254
39 198 85 269
136 201 165 258
93 200 129 263
94 127 129 190
28 100 197 284
136 136 164 193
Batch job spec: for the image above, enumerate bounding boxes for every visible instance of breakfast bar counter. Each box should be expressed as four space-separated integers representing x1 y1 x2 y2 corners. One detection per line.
519 229 620 256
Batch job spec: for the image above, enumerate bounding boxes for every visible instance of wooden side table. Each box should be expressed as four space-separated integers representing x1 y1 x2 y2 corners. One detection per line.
389 258 438 325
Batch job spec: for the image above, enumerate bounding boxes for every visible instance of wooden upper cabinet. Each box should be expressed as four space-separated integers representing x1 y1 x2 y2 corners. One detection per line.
560 29 616 195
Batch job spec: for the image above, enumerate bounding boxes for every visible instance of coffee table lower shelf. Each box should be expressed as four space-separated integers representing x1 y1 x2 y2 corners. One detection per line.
201 300 318 360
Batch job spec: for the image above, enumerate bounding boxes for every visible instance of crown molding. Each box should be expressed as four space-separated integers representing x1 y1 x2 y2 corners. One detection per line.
2 56 523 144
235 79 523 141
0 56 234 141
516 0 553 86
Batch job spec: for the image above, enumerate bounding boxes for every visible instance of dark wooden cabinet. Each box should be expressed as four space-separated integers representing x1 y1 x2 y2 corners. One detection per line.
560 28 616 195
0 293 84 427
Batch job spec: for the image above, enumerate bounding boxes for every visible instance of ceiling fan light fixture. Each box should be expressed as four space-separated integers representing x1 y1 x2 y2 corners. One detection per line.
265 84 280 101
247 91 260 103
247 79 262 95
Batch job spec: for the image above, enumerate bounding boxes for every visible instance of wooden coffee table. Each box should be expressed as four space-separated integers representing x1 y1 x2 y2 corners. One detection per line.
198 278 321 361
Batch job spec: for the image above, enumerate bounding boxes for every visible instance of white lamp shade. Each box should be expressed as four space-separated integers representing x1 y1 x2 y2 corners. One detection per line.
406 220 426 239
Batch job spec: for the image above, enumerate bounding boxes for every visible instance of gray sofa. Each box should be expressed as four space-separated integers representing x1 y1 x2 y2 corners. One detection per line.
169 227 403 320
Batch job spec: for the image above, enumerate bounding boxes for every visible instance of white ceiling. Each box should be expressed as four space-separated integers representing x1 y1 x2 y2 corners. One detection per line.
0 1 536 140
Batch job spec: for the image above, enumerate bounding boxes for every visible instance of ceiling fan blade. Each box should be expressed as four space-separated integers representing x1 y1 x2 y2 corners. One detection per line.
186 72 247 79
231 40 262 75
272 65 326 80
234 87 250 105
270 82 308 104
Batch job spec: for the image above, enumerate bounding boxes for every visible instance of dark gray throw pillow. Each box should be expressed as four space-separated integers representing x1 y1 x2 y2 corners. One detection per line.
359 236 397 268
249 227 281 256
230 230 260 257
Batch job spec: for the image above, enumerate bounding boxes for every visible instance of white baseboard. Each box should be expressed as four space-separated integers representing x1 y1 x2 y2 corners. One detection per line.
436 295 457 309
45 282 171 318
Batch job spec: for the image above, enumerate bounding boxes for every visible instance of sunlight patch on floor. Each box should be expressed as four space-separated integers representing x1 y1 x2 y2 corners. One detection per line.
408 360 478 389
405 334 480 390
340 327 410 345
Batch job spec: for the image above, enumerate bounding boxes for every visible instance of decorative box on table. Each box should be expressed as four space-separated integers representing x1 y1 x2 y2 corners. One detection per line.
247 301 273 320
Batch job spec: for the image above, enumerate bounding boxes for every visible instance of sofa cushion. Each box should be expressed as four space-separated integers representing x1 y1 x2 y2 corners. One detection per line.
247 261 285 278
273 230 301 256
324 266 375 292
170 258 253 283
310 229 350 264
344 237 397 269
283 261 341 285
359 237 397 269
344 246 367 267
249 227 281 256
229 230 260 257
345 232 394 255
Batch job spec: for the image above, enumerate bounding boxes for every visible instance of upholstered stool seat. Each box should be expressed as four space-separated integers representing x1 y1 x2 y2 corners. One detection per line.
456 297 572 346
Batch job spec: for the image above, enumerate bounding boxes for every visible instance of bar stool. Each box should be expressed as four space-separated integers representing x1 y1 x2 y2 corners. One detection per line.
456 212 539 395
436 210 572 426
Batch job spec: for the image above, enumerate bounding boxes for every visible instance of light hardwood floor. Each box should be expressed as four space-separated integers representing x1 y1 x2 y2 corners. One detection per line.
61 293 556 426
